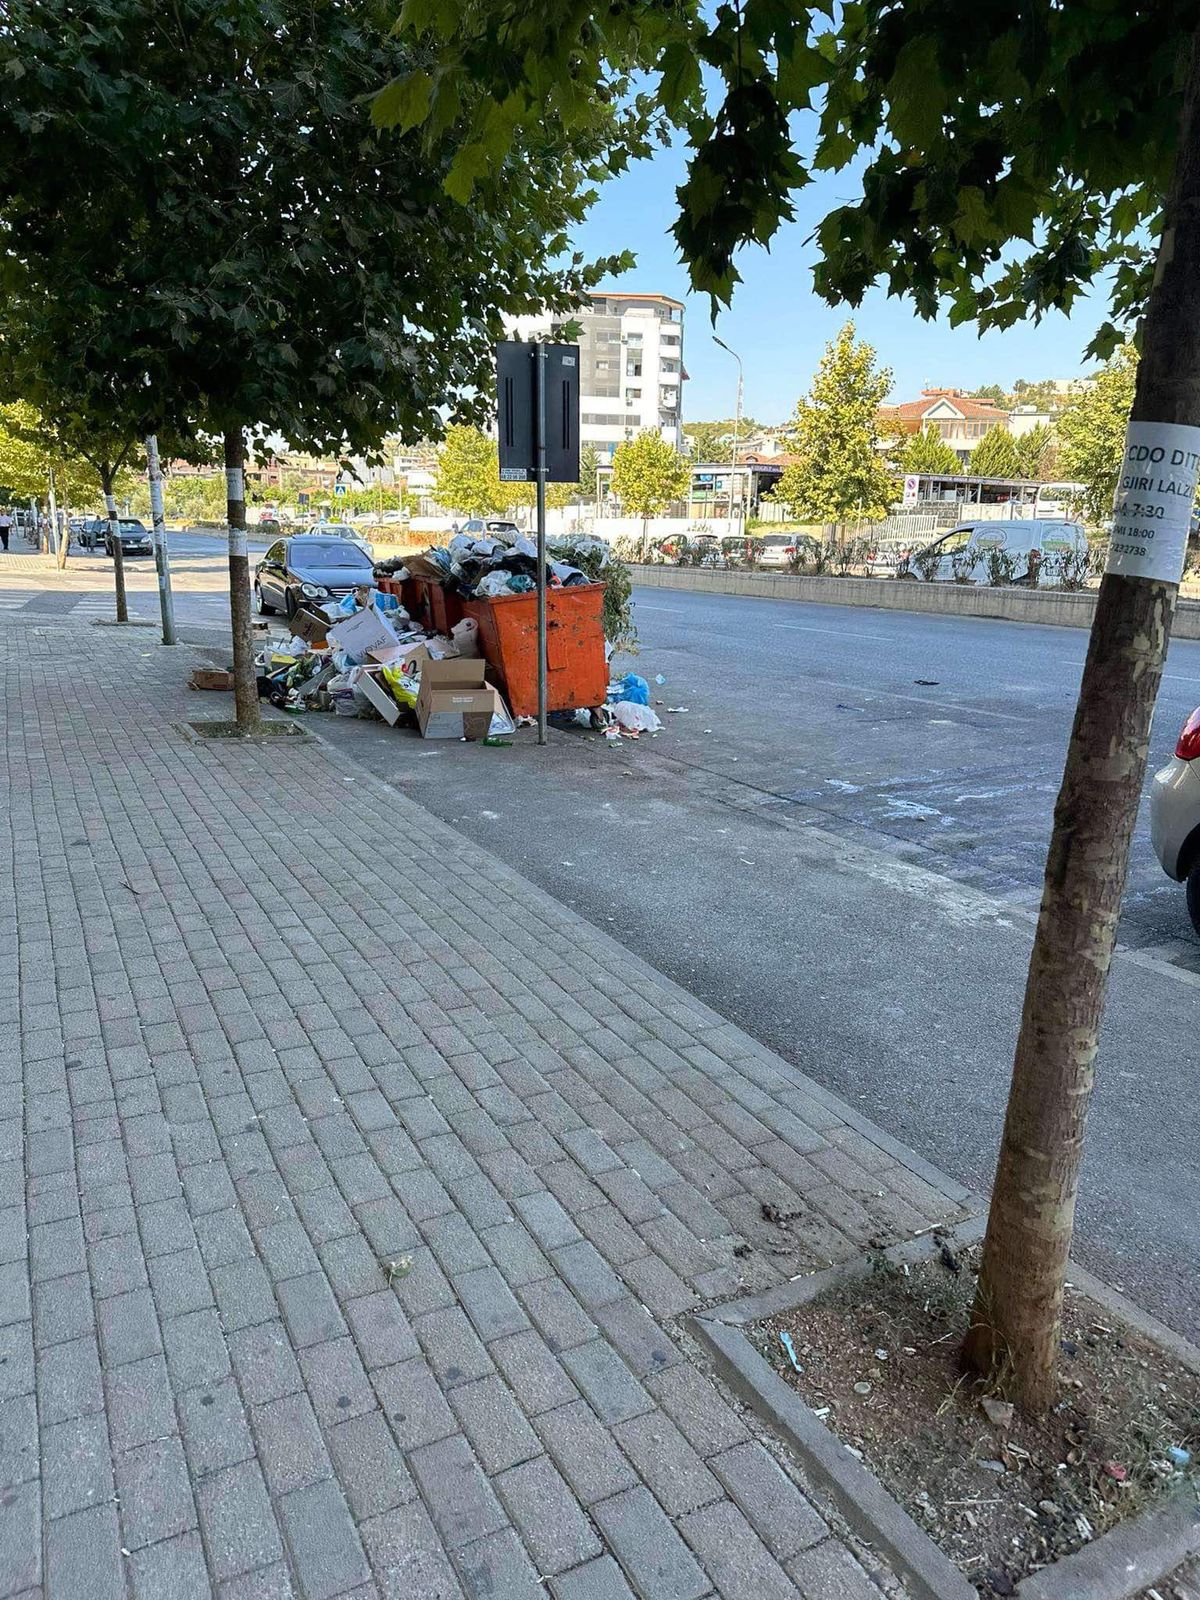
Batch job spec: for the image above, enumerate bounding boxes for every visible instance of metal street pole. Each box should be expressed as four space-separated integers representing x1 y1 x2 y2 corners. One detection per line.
713 335 744 540
46 469 59 560
534 343 548 746
145 435 177 645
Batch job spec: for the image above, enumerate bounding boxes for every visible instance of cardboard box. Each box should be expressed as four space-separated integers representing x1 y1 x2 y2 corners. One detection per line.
326 604 401 662
289 603 335 645
416 657 497 739
188 668 235 692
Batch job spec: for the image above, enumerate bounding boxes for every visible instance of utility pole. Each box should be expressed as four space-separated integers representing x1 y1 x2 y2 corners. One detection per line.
534 342 548 747
714 335 744 540
46 470 59 561
145 435 177 645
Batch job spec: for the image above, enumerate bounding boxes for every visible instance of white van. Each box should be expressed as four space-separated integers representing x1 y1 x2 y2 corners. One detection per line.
909 519 1088 583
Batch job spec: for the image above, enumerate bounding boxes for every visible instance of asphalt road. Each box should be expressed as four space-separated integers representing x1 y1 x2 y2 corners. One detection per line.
10 545 1198 1336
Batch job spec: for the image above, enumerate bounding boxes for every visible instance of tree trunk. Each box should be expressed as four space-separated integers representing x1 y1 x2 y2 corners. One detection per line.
102 468 129 623
964 30 1200 1411
224 427 260 729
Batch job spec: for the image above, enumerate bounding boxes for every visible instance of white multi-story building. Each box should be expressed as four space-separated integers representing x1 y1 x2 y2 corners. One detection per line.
508 291 685 460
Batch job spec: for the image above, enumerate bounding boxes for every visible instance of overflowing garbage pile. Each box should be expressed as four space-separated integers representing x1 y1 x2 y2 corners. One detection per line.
254 586 516 741
375 530 607 601
247 531 662 744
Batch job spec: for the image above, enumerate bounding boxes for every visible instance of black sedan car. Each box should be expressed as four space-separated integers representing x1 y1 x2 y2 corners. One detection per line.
78 517 153 556
253 535 376 617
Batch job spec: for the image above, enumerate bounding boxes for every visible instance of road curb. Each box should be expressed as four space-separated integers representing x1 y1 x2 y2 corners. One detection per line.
628 564 1200 639
693 1220 1200 1600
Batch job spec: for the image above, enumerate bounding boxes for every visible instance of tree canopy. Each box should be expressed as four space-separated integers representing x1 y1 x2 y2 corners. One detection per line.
683 419 765 463
774 323 893 523
896 425 961 478
610 432 690 521
1056 347 1139 524
385 0 1191 354
433 426 509 517
1012 422 1056 481
968 425 1021 480
0 0 635 463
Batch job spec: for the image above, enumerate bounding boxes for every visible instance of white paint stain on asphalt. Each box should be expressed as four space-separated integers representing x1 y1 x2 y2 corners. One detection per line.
881 797 941 820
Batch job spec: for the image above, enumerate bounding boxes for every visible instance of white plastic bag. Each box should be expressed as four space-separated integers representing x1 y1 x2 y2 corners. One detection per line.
450 618 481 657
475 570 513 597
611 702 663 733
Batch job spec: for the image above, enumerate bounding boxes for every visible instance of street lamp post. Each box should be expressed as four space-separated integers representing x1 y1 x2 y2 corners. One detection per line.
713 335 744 540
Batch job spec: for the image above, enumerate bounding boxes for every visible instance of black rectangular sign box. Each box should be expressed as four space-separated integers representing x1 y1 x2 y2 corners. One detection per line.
497 341 580 484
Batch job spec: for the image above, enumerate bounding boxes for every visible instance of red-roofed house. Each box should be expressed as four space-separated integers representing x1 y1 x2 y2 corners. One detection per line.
877 388 1011 463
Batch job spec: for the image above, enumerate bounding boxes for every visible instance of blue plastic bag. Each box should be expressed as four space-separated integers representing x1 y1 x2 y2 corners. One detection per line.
613 672 649 706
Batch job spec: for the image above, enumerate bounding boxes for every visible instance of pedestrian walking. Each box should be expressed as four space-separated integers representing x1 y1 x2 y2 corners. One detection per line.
0 508 12 552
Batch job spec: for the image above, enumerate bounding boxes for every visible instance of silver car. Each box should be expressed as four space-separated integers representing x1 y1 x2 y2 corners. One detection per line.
1150 705 1200 935
300 521 372 554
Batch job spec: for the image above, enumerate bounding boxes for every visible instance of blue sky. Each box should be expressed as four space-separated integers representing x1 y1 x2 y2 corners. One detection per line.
573 141 1108 427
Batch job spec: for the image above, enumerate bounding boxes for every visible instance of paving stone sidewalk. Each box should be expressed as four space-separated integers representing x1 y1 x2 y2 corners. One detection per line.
1 621 974 1599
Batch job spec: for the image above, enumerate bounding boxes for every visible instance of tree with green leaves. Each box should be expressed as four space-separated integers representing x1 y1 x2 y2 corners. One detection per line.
1014 379 1068 411
433 427 508 518
968 425 1021 480
774 323 893 524
396 0 1200 1411
971 384 1008 407
897 425 961 478
0 403 114 554
610 432 690 555
683 419 764 463
333 486 416 518
575 445 603 514
0 0 636 724
1056 348 1140 525
1013 423 1056 483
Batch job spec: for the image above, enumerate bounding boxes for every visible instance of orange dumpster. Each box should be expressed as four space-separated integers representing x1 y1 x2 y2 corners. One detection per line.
464 583 608 718
399 576 465 636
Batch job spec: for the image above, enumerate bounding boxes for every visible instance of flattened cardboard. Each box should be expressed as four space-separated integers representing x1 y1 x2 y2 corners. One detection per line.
352 667 403 726
326 605 401 660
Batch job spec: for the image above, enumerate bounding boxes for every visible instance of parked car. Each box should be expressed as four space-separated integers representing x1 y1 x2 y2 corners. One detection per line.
457 519 522 539
906 519 1087 583
1150 705 1200 936
78 516 153 556
757 532 821 569
253 535 377 617
298 520 372 554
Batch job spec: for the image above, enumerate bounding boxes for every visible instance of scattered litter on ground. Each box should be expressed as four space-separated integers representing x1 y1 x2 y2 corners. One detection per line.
753 1244 1199 1597
235 535 676 751
384 1255 413 1286
189 667 236 691
779 1331 804 1373
980 1396 1014 1430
